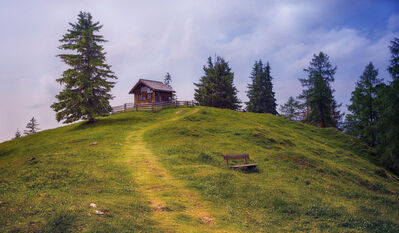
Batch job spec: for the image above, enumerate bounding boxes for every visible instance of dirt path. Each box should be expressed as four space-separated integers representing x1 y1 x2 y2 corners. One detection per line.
122 109 235 232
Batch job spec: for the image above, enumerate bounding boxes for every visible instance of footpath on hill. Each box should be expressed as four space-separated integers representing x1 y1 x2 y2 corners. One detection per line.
121 109 238 232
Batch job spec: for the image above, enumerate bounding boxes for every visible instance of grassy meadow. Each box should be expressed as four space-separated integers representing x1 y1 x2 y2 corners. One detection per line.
0 107 398 232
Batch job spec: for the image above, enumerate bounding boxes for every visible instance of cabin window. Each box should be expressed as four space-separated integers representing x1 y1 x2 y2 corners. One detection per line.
147 93 151 100
141 87 148 92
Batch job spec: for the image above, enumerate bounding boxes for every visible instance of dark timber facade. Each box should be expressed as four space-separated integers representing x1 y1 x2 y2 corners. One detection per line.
129 79 175 105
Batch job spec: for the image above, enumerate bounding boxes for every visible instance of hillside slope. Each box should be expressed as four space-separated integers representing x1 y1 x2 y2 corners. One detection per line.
0 107 398 232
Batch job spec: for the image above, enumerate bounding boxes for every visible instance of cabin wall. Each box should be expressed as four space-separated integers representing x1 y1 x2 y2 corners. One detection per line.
134 92 154 104
134 86 155 104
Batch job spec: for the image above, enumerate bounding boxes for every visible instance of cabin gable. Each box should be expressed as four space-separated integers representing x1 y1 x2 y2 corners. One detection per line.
129 79 175 104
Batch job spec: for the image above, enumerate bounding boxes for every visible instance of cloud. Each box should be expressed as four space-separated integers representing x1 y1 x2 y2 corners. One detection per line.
0 0 398 142
388 14 399 32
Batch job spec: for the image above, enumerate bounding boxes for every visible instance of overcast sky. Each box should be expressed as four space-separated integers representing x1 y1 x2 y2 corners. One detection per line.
1 0 398 142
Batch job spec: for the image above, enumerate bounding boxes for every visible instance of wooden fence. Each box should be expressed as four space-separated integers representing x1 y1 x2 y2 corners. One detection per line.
112 100 195 113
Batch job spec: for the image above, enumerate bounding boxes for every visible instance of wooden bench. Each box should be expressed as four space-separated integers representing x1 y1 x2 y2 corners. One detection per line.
224 153 257 169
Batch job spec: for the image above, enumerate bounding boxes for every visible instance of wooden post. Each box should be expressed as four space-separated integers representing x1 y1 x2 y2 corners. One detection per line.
124 103 127 112
136 104 138 111
152 103 154 112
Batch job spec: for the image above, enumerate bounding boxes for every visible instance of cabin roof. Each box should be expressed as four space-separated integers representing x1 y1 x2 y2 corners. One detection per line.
129 79 175 94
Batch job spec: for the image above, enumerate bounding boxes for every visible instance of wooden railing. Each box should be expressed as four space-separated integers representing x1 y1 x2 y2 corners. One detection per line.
111 103 135 113
112 100 195 113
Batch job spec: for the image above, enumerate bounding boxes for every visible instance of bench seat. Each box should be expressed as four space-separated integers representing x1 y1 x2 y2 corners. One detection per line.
229 163 257 169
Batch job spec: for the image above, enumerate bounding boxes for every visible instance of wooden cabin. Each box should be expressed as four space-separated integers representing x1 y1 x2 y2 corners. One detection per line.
129 79 175 105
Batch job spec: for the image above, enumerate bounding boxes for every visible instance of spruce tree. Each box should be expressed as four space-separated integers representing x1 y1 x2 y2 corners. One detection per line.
51 12 117 123
299 52 342 127
377 37 399 174
246 60 278 114
279 96 302 120
163 72 175 100
164 72 172 88
194 56 241 110
345 62 382 146
14 129 21 138
24 117 40 135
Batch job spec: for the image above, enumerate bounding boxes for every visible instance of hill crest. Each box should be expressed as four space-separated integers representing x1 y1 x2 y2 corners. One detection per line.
1 107 398 232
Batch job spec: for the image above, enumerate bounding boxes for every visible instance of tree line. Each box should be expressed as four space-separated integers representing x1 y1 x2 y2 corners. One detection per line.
194 52 342 127
345 39 399 174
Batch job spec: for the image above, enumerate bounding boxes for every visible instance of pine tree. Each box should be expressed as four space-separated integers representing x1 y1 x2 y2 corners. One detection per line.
163 72 175 100
51 12 117 124
299 52 342 128
376 37 399 174
164 72 172 88
194 56 241 110
24 117 40 135
14 129 21 138
345 62 382 146
279 96 302 120
246 60 278 114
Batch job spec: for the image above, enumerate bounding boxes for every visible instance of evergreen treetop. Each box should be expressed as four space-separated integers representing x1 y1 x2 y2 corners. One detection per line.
345 62 382 146
14 129 21 138
24 117 40 135
194 56 241 110
299 52 342 127
246 60 278 114
51 11 117 124
164 72 172 89
279 96 302 120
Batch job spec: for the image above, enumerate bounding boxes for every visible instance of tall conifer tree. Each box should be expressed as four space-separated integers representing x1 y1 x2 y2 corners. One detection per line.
377 37 399 173
246 60 277 114
194 56 241 110
345 62 382 146
51 12 117 123
299 52 342 127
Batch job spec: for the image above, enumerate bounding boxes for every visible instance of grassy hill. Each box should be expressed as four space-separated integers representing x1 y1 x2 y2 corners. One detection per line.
1 107 398 232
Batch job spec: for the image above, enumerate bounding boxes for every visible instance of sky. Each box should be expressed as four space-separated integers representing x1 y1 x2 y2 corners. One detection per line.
1 0 399 142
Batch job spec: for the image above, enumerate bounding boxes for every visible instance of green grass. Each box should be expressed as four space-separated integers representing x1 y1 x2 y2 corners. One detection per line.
145 107 399 232
0 111 170 232
0 107 398 232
